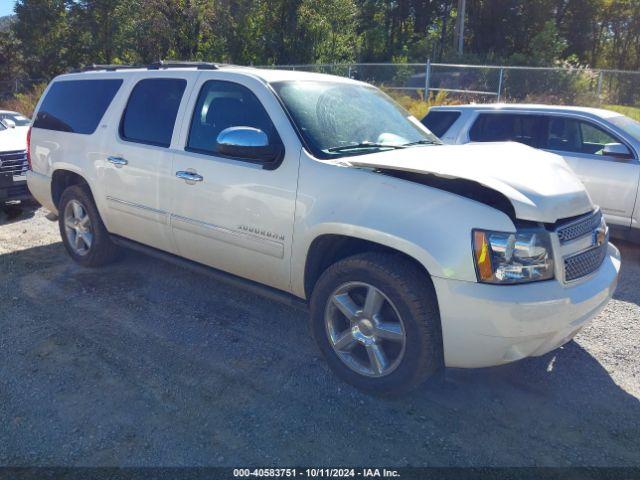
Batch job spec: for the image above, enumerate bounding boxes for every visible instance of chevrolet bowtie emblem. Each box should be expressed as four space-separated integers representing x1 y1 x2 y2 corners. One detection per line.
594 227 607 247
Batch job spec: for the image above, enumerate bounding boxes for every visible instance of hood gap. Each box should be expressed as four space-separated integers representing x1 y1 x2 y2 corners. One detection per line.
379 169 517 222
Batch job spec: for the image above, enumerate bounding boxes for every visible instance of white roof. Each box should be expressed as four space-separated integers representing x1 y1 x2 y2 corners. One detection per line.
57 65 364 86
430 103 622 119
251 68 364 84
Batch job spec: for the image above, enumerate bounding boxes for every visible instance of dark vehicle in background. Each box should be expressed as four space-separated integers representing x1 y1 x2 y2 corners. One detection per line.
0 112 31 206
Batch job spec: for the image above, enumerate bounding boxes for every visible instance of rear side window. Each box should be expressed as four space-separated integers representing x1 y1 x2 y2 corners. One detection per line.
120 78 187 147
34 79 123 134
469 113 544 148
422 111 461 137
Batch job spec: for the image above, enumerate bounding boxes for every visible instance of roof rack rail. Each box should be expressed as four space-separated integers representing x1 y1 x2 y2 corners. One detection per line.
147 60 219 70
70 60 222 74
72 64 143 73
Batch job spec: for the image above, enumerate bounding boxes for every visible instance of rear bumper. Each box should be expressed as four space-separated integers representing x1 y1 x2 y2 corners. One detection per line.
26 170 55 212
433 244 620 368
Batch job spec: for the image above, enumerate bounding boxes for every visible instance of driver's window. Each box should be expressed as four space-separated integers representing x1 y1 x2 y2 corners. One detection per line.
186 80 279 157
545 116 628 157
579 122 622 155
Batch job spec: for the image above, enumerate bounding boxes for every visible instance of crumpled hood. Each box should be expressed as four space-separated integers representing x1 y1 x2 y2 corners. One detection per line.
0 127 28 152
347 141 593 223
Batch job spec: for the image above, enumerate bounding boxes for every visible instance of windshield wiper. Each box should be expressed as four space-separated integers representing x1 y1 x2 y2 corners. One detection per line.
401 139 441 147
327 142 406 153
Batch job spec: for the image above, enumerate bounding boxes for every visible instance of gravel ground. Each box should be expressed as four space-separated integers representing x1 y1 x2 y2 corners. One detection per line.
0 204 639 467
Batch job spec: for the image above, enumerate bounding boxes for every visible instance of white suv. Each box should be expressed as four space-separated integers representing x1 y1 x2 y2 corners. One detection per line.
27 63 620 394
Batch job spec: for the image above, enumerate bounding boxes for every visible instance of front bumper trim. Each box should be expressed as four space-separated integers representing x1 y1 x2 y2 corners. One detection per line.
433 244 620 368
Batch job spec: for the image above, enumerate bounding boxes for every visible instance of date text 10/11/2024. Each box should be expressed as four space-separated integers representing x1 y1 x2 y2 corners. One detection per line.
233 468 401 478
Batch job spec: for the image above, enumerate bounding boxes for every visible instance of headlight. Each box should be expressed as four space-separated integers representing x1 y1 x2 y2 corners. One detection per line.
472 228 554 284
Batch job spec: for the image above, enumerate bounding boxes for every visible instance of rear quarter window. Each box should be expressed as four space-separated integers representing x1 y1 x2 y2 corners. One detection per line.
421 110 461 137
120 78 187 148
33 79 123 134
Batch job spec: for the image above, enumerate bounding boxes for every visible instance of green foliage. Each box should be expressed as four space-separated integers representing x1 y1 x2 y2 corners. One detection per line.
13 0 69 78
502 63 600 105
0 28 23 80
385 89 454 119
526 21 567 66
0 15 16 31
0 82 47 116
603 104 640 122
3 0 640 104
298 0 359 64
390 52 413 85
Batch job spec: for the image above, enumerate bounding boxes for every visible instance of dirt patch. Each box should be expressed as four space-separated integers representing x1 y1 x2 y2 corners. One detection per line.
1 205 639 466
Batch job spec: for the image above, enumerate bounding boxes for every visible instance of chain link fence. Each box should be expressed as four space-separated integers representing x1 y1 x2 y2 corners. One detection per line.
262 62 640 107
4 62 639 108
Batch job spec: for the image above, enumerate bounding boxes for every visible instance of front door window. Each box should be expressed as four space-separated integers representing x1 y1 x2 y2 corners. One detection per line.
545 117 631 158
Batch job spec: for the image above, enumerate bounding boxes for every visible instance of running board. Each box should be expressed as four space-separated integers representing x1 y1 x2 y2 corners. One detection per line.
110 235 308 311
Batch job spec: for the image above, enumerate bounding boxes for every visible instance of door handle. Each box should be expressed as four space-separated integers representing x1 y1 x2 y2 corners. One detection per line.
107 156 128 167
176 170 204 183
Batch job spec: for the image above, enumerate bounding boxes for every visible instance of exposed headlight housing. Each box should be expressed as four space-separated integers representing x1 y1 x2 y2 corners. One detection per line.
473 228 554 284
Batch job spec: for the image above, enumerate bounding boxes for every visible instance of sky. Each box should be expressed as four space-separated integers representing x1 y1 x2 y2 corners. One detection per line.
0 0 17 17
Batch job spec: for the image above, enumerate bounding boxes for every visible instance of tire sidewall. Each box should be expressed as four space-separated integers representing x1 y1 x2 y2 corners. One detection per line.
58 185 111 267
310 256 440 394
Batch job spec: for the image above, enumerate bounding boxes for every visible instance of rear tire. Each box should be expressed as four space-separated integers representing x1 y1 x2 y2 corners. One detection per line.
58 184 120 267
310 252 443 395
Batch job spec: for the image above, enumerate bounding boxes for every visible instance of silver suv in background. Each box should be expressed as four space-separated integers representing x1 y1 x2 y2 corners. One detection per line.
423 104 640 243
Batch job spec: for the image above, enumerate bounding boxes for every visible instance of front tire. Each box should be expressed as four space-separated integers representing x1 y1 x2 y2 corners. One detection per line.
58 184 120 267
310 252 443 395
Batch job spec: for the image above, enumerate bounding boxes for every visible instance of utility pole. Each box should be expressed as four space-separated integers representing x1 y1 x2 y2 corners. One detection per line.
453 0 466 55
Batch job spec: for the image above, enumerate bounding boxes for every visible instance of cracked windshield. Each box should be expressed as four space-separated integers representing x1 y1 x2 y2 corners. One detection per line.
273 81 440 157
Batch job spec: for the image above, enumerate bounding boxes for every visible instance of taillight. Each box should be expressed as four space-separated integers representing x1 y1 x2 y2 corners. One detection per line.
26 126 32 170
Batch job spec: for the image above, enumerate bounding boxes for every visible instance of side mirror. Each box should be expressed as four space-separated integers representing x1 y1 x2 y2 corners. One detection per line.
1 118 16 129
602 142 633 160
216 126 282 163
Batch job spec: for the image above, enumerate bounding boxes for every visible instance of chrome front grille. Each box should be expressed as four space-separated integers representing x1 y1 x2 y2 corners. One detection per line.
0 150 28 177
564 241 608 282
555 208 608 282
557 209 602 244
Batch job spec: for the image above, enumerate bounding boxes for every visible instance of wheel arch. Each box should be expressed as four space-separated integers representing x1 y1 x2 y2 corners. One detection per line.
51 168 92 209
302 232 436 300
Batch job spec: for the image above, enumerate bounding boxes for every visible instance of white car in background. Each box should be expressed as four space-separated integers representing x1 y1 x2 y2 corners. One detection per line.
423 104 640 243
0 112 31 205
0 110 31 131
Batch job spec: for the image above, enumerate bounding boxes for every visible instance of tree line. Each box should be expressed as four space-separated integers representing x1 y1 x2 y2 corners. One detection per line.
1 0 640 84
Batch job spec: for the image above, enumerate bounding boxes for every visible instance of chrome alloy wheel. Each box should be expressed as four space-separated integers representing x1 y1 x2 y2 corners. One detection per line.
64 199 93 256
325 282 407 378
